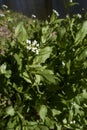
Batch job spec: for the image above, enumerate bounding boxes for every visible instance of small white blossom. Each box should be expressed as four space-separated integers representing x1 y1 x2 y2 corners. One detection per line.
77 14 82 18
26 40 31 44
70 120 76 124
32 47 37 52
70 121 73 124
0 14 5 17
2 5 8 9
82 8 85 11
73 120 76 124
26 46 31 50
36 49 39 55
26 39 39 54
62 61 65 66
72 48 75 52
36 44 39 47
32 40 37 46
32 14 36 18
53 9 59 17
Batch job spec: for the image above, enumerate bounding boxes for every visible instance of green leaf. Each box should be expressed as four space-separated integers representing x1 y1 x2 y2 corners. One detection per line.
6 106 15 116
52 109 61 117
15 22 28 42
58 27 66 40
39 105 47 122
66 60 71 75
39 126 49 130
82 89 87 99
37 69 57 85
0 63 6 74
69 2 79 7
42 26 49 34
75 21 87 45
68 109 74 122
14 53 22 67
33 47 52 64
45 117 54 129
79 48 87 60
5 70 12 78
22 72 32 84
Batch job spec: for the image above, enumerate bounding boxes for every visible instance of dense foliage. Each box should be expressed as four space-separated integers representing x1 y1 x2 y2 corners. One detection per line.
0 8 87 130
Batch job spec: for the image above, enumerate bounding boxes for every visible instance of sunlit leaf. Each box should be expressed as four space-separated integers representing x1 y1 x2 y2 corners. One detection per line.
15 22 28 42
6 106 15 116
75 21 87 45
33 46 52 64
52 109 61 117
39 105 47 121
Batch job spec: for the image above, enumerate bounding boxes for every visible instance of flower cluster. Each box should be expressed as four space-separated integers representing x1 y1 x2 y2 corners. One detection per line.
26 39 39 55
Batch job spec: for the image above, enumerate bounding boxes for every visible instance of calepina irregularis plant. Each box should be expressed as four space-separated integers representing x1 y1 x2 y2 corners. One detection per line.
0 8 87 130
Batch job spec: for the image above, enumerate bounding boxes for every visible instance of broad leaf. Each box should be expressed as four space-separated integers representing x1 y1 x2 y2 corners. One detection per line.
39 105 47 121
6 106 15 116
75 21 87 45
33 47 52 64
15 22 28 42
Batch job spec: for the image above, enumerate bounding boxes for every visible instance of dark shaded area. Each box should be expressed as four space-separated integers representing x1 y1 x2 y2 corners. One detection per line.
0 0 87 19
5 0 52 19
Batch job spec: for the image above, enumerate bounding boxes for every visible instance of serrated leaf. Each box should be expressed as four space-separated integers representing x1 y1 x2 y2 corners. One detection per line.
39 105 47 122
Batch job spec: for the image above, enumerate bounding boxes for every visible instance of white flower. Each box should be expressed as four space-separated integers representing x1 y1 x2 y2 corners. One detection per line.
26 46 31 50
70 120 76 124
26 39 39 54
2 5 8 9
32 14 36 18
32 40 38 46
82 8 85 11
73 120 76 124
36 49 39 55
36 44 39 47
0 14 5 17
70 121 73 124
53 9 59 17
32 47 37 52
26 40 31 44
62 61 65 66
72 48 75 52
77 14 82 18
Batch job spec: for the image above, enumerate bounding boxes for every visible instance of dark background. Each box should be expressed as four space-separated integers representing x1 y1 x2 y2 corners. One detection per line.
1 0 87 19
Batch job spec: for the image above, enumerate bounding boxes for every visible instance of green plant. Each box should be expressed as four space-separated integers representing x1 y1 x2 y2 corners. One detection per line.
0 9 87 130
